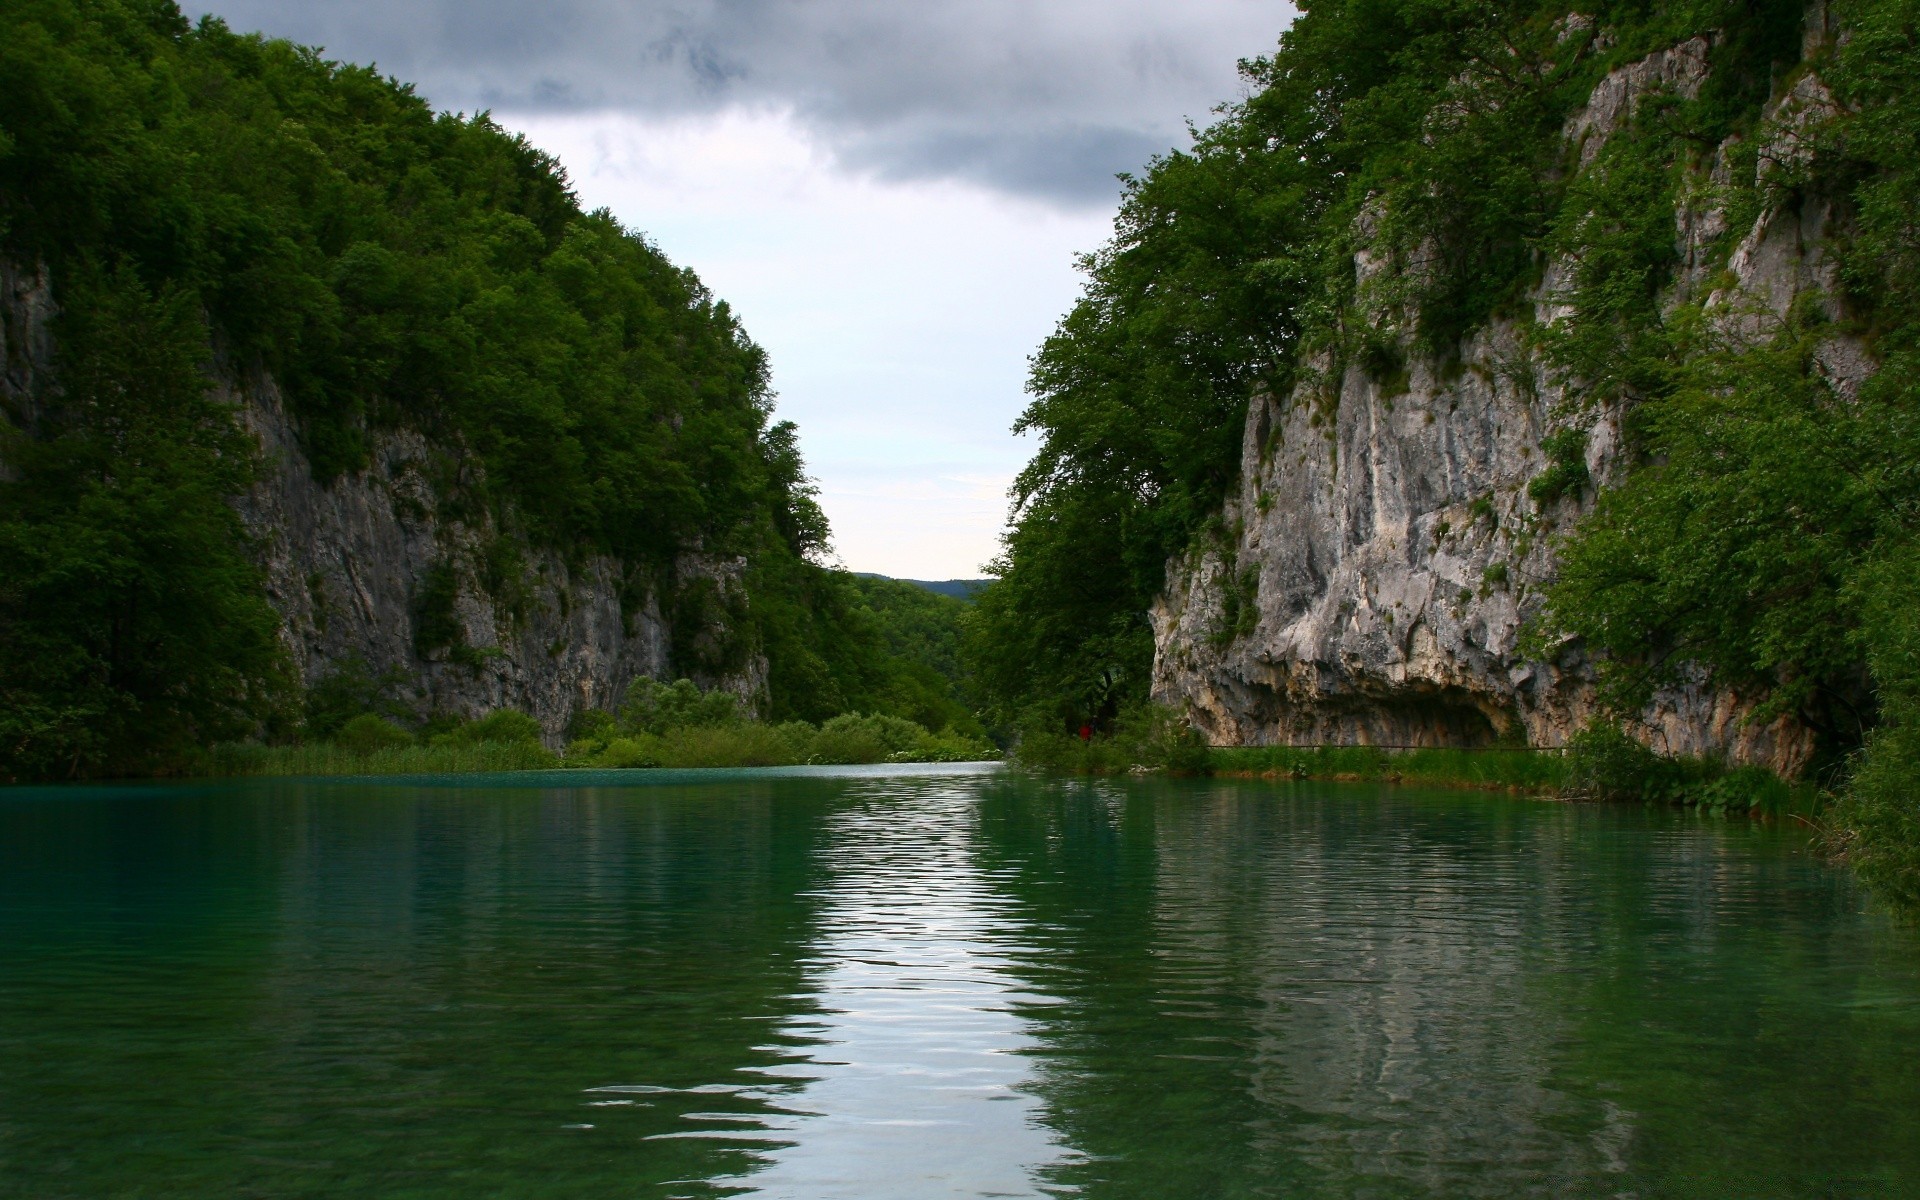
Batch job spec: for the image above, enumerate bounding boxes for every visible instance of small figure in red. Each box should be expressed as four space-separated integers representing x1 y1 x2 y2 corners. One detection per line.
1078 723 1093 741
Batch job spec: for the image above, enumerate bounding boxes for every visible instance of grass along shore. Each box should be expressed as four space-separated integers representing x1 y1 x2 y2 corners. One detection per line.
205 682 998 779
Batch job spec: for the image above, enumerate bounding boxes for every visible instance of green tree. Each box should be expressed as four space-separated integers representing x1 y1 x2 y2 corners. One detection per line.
0 266 290 778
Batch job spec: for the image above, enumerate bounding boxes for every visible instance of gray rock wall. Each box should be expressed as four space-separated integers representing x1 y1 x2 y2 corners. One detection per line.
235 376 689 741
1151 21 1860 775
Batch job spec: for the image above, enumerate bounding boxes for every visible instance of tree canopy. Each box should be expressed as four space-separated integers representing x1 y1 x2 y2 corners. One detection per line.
0 0 975 777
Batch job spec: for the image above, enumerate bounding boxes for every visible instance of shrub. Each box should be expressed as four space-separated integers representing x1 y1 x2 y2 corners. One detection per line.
1561 723 1675 801
915 726 999 763
657 724 801 768
334 714 415 754
1012 703 1208 774
1527 428 1591 506
1560 722 1795 809
620 678 741 735
1832 725 1920 915
808 714 897 765
562 706 995 769
570 708 618 744
1695 764 1794 815
305 657 413 739
591 736 665 769
435 708 544 746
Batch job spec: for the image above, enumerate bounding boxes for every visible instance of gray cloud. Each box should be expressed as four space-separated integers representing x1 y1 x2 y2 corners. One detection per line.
188 0 1294 204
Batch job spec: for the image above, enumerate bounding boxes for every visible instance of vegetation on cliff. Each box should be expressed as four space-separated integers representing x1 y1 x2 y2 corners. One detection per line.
969 0 1920 906
968 0 1810 729
1526 0 1920 906
0 0 980 780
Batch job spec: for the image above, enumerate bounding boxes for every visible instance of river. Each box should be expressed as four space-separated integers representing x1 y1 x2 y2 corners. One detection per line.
2 764 1916 1197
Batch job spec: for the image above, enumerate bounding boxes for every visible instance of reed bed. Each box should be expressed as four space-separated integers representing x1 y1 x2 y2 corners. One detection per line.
206 740 560 778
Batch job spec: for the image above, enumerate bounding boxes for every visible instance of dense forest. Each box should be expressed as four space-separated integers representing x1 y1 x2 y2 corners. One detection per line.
0 0 978 779
968 0 1920 903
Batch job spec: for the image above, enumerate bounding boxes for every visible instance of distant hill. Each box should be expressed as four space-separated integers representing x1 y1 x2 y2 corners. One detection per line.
855 575 990 603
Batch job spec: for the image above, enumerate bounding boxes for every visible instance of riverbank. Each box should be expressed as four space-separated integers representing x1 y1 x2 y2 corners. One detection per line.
204 711 998 778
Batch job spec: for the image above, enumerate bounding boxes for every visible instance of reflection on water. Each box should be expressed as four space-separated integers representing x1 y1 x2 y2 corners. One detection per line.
719 778 1070 1197
2 767 1918 1198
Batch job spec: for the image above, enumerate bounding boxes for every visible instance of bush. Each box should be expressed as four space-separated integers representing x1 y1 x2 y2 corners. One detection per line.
1527 428 1591 506
658 724 801 768
915 726 999 763
334 714 415 754
569 708 618 744
306 657 413 740
1832 725 1920 915
1694 764 1795 815
620 678 741 735
1562 723 1674 801
435 708 544 746
1012 703 1208 774
589 736 664 768
1210 744 1569 791
1561 722 1798 811
807 714 897 765
562 709 994 769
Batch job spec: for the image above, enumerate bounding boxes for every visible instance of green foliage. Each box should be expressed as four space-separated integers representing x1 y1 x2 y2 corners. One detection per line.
1528 428 1591 506
1827 538 1920 913
621 677 741 736
210 737 558 777
1014 704 1210 775
411 563 465 660
0 0 933 775
849 575 982 733
1561 723 1686 801
570 713 993 769
333 713 414 754
1525 0 1920 910
569 707 618 744
1209 558 1262 649
304 656 413 739
973 0 1810 731
1527 0 1920 821
434 708 544 747
563 675 995 768
1533 308 1891 727
807 713 930 765
0 263 291 780
0 0 805 568
1561 722 1802 814
1026 717 1796 806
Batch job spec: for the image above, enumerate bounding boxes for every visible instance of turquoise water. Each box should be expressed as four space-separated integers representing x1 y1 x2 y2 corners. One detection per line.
2 764 1917 1197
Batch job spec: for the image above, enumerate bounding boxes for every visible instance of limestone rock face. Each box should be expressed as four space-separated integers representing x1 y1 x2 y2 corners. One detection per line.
0 259 56 460
1151 28 1860 775
235 377 697 741
1 262 761 743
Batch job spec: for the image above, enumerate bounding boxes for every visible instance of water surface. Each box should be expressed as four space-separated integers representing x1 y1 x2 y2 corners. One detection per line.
2 765 1916 1197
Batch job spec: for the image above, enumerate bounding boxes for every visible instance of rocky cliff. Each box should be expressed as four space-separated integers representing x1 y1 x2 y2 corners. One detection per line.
1151 13 1862 774
1 260 759 742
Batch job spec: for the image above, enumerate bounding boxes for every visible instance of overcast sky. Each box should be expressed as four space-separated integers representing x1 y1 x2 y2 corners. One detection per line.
192 0 1298 578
